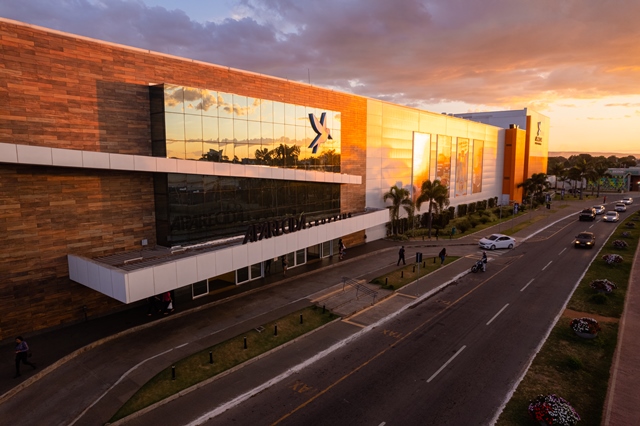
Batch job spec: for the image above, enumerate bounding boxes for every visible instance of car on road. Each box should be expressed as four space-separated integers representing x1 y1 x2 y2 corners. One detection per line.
574 231 596 249
615 203 627 212
622 197 633 205
578 208 596 221
592 205 605 215
603 211 620 222
478 233 516 250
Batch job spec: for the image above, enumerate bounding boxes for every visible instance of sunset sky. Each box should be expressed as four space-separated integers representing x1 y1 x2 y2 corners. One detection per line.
2 0 639 155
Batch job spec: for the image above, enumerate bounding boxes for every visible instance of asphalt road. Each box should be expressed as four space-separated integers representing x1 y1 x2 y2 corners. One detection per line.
209 208 635 425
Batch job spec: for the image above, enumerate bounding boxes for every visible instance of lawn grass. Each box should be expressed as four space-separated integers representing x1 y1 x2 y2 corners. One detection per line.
497 211 640 425
110 305 338 422
370 256 460 290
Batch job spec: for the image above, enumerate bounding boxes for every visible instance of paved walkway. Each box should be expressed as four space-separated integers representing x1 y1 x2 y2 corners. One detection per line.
0 195 637 425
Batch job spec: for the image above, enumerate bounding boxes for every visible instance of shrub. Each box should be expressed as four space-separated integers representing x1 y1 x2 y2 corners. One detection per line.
625 222 636 228
589 294 608 305
570 317 601 334
469 217 480 228
612 240 629 249
563 355 583 371
621 231 632 238
590 279 617 293
528 394 580 426
602 254 623 265
457 203 468 217
479 216 491 224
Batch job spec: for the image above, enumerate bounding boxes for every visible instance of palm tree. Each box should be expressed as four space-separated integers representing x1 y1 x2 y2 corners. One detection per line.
415 179 450 238
255 147 273 165
274 144 300 167
383 185 412 235
549 162 565 192
517 173 549 205
572 158 591 200
588 162 612 198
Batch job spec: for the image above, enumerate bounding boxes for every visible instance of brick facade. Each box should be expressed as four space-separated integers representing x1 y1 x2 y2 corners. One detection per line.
0 20 367 340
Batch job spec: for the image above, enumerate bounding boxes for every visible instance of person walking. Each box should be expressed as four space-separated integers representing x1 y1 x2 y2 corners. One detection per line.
14 336 36 378
338 239 346 260
162 291 174 315
481 251 488 272
397 246 406 266
439 247 447 265
603 195 607 203
435 228 439 241
281 256 288 276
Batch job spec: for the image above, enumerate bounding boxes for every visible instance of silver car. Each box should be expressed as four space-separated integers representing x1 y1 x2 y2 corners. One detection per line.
615 203 627 212
622 197 633 205
604 211 619 222
592 205 605 215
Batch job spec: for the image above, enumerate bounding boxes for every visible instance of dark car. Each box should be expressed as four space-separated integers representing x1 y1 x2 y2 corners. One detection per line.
579 208 596 221
574 232 596 249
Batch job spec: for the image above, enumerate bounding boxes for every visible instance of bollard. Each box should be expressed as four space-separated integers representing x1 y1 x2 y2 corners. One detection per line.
413 266 415 273
172 365 176 380
423 261 426 267
385 277 388 285
244 337 247 349
274 324 278 336
401 271 404 278
300 314 303 324
433 257 436 263
209 351 213 364
322 304 326 314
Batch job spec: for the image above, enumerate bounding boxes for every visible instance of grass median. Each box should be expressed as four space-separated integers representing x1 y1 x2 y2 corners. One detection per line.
110 305 338 423
497 211 640 425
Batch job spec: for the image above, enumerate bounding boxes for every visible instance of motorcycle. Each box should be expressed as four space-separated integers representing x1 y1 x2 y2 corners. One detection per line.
471 259 485 273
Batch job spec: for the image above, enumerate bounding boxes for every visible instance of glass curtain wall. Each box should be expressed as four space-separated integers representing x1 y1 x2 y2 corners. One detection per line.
155 174 341 245
150 84 342 173
472 140 484 193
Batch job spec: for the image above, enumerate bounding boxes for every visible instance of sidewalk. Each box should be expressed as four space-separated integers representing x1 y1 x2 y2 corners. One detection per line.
1 196 636 425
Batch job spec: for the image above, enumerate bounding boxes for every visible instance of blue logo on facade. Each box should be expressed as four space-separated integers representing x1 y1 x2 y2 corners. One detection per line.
308 112 332 154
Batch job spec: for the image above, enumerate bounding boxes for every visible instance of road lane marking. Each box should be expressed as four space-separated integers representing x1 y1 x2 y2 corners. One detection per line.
426 345 466 383
520 279 534 292
542 261 553 271
558 248 566 255
589 224 594 228
486 304 509 325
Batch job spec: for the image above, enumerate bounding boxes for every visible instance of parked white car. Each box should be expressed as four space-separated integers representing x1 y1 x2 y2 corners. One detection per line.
478 233 516 250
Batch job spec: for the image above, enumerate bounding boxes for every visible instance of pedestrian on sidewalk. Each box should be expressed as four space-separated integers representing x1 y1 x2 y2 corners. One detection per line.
281 256 288 276
162 291 174 315
439 247 447 265
146 295 161 316
435 228 439 241
14 336 36 378
397 246 406 266
265 258 271 274
338 239 346 260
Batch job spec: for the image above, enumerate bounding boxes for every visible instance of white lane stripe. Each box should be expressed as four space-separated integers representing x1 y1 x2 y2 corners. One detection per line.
427 345 466 383
520 279 534 292
542 261 553 271
558 248 566 255
486 304 509 326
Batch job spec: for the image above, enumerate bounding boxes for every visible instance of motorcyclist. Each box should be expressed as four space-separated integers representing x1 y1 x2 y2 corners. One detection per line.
481 251 487 271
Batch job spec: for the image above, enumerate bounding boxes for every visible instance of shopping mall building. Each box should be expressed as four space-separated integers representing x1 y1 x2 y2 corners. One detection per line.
0 18 548 340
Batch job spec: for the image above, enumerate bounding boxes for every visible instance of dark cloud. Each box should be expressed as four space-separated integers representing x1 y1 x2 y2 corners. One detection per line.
2 0 640 108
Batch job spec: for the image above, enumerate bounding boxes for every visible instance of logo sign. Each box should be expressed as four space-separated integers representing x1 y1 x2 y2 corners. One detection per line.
243 212 351 244
535 121 543 143
308 113 332 154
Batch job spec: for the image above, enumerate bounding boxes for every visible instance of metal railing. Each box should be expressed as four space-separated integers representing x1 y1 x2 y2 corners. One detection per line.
341 277 378 304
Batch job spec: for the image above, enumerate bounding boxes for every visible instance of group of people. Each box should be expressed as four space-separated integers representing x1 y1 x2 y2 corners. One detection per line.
146 291 175 316
397 246 449 266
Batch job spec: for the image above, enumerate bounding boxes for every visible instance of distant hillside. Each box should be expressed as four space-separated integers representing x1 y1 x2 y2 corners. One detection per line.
549 151 639 158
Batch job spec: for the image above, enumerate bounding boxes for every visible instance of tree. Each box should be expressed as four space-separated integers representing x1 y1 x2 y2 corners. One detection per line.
588 162 612 197
549 162 565 192
572 158 590 200
383 185 412 235
415 179 450 238
517 173 549 205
